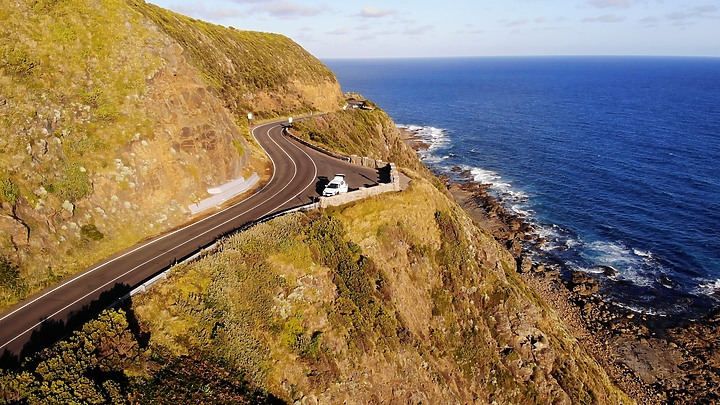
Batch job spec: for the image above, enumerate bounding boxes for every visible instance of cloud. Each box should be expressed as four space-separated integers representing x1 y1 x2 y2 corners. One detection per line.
640 16 659 26
328 28 350 35
582 13 626 22
171 3 244 20
251 2 326 18
535 16 547 23
666 5 718 21
403 25 434 35
504 18 529 27
586 0 631 8
359 6 396 18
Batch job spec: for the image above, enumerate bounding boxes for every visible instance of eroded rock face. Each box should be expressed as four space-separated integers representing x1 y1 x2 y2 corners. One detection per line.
0 215 29 248
85 41 248 223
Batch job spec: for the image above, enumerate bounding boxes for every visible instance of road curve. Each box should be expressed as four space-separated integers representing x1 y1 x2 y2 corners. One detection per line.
0 118 380 360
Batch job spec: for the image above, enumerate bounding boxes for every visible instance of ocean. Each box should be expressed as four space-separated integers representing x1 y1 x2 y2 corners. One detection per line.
324 56 720 321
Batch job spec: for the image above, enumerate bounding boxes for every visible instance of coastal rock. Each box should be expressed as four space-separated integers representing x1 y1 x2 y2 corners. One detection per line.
597 265 618 277
506 239 522 258
570 271 600 296
517 257 533 273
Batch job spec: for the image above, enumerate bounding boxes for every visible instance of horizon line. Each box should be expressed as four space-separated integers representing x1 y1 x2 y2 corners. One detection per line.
320 54 720 60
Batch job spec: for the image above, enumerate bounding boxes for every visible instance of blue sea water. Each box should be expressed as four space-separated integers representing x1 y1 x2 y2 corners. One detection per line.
324 56 720 320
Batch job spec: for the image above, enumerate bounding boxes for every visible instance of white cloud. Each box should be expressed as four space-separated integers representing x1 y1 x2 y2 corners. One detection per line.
582 13 626 23
359 6 396 18
252 2 326 18
640 16 659 25
586 0 631 9
404 25 434 35
666 5 718 21
328 28 350 35
171 3 244 20
504 18 529 27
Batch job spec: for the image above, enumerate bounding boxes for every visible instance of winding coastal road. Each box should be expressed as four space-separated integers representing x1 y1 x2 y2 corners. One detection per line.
0 119 382 360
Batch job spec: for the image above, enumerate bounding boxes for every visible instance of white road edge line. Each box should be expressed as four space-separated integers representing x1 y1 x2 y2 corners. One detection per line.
0 120 300 350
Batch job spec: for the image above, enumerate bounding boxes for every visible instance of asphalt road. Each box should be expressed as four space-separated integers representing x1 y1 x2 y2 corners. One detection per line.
0 118 382 360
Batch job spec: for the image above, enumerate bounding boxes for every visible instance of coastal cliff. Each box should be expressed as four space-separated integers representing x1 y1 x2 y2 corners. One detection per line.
0 0 342 310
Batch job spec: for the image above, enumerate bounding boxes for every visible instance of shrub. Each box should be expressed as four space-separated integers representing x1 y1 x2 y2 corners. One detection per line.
0 178 18 205
53 164 92 202
81 224 104 241
0 257 26 295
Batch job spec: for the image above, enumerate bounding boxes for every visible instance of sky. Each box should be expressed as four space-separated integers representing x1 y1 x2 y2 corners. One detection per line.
147 0 720 58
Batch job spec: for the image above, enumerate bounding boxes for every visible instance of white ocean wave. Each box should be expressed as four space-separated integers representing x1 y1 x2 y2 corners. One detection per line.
697 279 720 297
615 302 664 316
633 248 654 259
398 124 450 152
582 241 665 288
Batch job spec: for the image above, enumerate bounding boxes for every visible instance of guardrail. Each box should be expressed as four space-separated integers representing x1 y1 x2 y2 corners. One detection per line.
117 202 320 303
283 127 350 162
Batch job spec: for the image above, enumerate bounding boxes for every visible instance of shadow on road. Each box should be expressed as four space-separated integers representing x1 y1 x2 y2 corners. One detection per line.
315 176 329 195
0 283 133 370
378 165 391 183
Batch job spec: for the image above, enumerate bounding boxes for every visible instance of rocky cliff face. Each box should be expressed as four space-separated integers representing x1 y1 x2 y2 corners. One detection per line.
0 0 342 309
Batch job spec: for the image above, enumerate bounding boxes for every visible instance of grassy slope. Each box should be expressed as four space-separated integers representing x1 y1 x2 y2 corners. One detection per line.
129 0 342 128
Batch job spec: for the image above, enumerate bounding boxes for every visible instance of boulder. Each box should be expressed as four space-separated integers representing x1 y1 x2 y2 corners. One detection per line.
517 257 533 273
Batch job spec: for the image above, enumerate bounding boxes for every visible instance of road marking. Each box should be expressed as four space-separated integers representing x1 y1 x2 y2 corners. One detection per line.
0 120 307 350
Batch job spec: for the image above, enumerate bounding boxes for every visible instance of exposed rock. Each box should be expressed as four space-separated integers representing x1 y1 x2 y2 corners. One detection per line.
0 215 29 247
597 265 618 277
517 257 533 273
60 200 74 219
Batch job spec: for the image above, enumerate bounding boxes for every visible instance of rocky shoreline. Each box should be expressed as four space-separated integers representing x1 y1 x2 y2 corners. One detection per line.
402 128 720 404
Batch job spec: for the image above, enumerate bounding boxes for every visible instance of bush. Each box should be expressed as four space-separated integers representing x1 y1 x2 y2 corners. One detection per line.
53 164 92 202
0 178 18 205
0 257 26 295
81 224 104 241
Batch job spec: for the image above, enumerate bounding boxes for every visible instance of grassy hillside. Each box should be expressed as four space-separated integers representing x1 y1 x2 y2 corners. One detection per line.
129 0 342 128
0 0 343 310
292 101 423 172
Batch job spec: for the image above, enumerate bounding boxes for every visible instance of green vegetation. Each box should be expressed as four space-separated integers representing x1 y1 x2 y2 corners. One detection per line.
0 178 18 205
0 256 26 298
80 223 104 241
52 164 92 203
0 308 280 404
291 107 434 179
0 309 143 404
305 213 399 352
